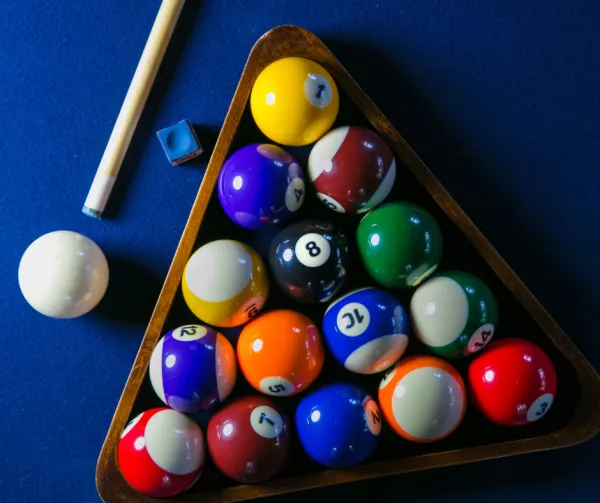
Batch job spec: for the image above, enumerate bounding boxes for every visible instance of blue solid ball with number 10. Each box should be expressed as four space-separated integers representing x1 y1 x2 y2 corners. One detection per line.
322 287 409 374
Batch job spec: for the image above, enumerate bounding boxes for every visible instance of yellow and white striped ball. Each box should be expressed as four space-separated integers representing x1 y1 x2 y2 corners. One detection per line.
182 240 269 328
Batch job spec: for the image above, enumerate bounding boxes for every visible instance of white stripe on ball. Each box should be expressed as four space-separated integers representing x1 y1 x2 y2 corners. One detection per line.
145 409 205 475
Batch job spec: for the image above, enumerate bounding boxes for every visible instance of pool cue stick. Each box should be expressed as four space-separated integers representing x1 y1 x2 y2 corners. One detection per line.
82 0 187 219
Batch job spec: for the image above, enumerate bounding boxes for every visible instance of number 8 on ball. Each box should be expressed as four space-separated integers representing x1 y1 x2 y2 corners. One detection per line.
269 220 350 304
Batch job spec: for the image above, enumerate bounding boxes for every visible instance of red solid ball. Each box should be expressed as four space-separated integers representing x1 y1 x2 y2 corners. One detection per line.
308 125 396 214
468 338 557 427
207 395 290 483
117 408 205 498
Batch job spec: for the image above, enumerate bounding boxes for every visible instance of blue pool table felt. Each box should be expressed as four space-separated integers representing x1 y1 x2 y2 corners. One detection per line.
1 1 599 502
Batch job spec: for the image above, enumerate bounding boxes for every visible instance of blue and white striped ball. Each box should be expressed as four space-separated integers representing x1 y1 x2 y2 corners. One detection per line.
322 287 409 374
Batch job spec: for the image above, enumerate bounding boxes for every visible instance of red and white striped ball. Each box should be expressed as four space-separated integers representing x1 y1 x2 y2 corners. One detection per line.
117 408 205 498
308 125 396 214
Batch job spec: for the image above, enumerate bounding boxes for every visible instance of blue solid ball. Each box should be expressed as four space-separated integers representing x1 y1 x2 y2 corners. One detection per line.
295 382 382 468
322 287 409 374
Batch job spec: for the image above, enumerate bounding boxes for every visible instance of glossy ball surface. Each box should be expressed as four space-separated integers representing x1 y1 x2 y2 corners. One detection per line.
237 309 325 397
269 220 349 304
357 201 443 289
295 382 381 468
250 57 339 146
207 395 290 483
468 338 557 426
182 239 269 327
410 271 498 358
379 355 466 442
18 230 109 318
217 144 305 230
149 325 237 413
118 408 205 498
322 287 409 374
308 126 396 213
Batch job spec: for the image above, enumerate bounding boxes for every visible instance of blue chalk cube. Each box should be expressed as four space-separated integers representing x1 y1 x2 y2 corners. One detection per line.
156 120 203 165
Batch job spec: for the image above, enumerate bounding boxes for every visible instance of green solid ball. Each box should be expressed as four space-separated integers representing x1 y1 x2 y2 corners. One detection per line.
356 201 443 289
410 270 499 358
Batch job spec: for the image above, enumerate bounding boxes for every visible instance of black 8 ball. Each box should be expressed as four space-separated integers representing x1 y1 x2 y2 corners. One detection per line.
269 220 349 304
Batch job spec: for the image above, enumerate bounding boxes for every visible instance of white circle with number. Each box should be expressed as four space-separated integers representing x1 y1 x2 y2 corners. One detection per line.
172 325 207 342
259 376 294 396
304 73 333 108
250 405 284 439
363 398 382 436
284 178 305 212
466 323 495 354
336 302 370 337
238 296 262 323
527 393 554 422
295 233 330 268
317 193 346 213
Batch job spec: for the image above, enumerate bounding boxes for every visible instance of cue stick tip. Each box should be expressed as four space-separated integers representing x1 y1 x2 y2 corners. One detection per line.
82 206 103 219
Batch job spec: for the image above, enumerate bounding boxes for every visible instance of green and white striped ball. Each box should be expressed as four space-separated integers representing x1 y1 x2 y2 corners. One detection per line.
410 270 498 358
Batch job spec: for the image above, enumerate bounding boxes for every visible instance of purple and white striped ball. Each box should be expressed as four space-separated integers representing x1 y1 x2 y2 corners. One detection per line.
149 325 237 413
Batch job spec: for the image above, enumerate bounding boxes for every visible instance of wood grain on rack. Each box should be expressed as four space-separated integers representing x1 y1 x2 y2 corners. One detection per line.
96 25 600 503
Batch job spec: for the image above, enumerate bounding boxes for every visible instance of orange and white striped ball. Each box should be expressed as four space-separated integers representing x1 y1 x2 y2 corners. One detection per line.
182 239 269 328
378 355 466 442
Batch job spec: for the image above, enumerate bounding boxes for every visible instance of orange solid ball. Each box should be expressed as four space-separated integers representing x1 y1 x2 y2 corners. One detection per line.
378 355 466 443
237 309 325 397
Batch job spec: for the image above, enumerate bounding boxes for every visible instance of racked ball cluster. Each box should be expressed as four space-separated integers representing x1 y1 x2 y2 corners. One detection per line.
118 55 559 498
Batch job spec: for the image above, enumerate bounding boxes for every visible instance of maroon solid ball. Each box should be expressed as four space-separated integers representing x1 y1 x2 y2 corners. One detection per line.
207 395 290 483
307 125 396 214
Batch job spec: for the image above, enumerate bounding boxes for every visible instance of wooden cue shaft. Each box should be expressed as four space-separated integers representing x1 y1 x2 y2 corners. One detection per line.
82 0 187 219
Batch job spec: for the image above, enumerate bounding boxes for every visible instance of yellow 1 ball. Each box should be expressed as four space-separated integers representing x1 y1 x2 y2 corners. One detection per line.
250 57 339 146
182 239 269 328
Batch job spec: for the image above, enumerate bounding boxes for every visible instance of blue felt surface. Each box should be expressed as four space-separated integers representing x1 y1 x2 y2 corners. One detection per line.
1 0 599 502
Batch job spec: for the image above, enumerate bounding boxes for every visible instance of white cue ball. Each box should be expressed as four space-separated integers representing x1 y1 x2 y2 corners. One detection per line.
18 230 109 319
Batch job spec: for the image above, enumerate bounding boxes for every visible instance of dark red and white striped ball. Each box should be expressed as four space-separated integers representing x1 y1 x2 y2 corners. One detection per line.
308 125 396 214
117 408 205 498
